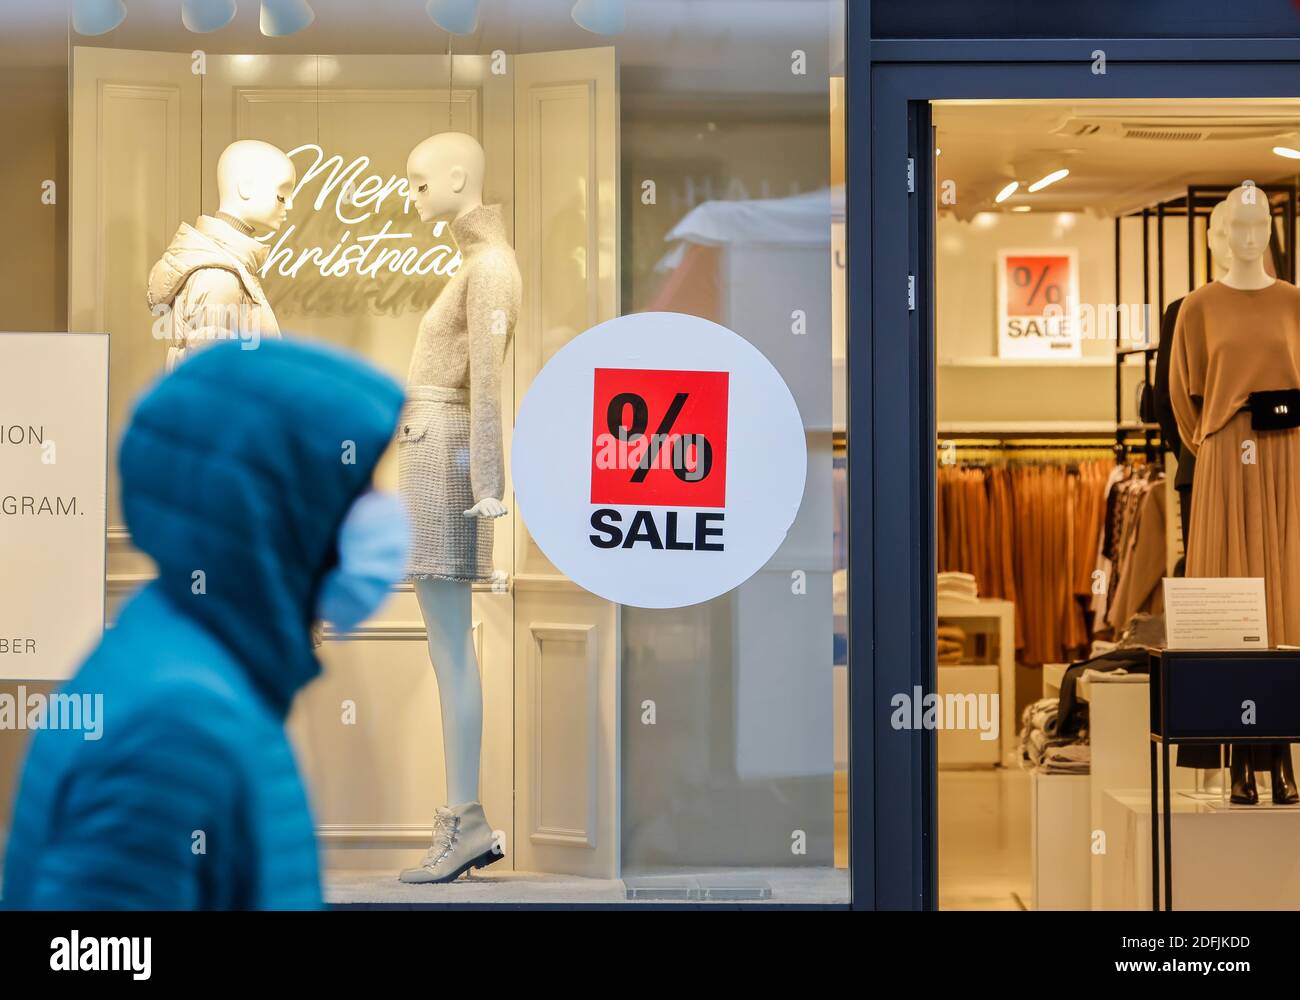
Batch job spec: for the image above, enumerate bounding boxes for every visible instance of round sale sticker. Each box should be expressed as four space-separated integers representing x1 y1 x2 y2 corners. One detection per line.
511 312 807 609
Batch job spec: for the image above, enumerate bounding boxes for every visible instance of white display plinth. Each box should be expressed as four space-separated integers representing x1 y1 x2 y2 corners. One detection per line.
1031 770 1090 910
1101 790 1300 910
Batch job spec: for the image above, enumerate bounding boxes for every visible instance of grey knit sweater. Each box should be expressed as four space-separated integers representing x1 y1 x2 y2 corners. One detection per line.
406 203 520 502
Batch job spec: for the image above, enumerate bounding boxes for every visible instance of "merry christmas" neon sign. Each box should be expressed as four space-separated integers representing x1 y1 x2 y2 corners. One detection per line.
260 143 462 282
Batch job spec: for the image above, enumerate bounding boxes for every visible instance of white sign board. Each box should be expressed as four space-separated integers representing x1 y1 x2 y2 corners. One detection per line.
0 333 108 680
512 312 807 609
996 248 1081 359
1163 577 1269 650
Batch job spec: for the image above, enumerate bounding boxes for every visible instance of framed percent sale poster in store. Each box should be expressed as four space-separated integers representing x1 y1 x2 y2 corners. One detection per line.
996 248 1081 360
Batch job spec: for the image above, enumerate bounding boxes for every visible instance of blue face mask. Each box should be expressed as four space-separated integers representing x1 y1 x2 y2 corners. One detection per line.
316 491 410 633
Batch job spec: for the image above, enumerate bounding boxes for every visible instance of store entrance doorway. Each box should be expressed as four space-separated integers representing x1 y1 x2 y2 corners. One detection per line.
856 51 1300 909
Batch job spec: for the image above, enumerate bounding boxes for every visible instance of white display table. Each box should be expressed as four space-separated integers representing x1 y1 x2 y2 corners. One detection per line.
1101 790 1300 909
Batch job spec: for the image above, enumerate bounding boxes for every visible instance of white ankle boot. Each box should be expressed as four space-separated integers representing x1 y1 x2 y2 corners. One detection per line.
399 802 503 884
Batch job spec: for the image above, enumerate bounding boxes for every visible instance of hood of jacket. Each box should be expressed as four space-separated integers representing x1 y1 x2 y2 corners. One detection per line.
147 216 271 308
118 339 404 715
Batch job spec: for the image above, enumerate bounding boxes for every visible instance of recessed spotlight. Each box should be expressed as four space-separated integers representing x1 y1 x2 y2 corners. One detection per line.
1011 205 1031 213
182 0 237 32
1273 146 1300 160
1028 168 1069 193
935 148 941 156
426 0 480 34
260 0 314 36
572 0 625 35
994 181 1019 204
72 0 127 35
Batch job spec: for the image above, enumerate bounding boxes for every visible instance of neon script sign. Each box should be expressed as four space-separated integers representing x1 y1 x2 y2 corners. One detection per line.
261 143 462 281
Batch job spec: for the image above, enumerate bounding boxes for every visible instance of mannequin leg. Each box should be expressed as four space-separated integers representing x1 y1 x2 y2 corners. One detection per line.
413 577 482 806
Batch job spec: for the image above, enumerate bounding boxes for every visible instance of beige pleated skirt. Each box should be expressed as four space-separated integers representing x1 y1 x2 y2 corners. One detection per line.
1186 409 1300 645
397 385 493 583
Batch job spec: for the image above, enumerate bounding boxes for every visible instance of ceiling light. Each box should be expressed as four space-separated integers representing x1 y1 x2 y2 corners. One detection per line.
1027 168 1069 193
1273 146 1300 160
994 181 1019 204
72 0 127 35
973 212 998 229
183 0 238 32
426 0 480 34
1011 205 1031 213
572 0 626 35
935 148 941 156
260 0 314 36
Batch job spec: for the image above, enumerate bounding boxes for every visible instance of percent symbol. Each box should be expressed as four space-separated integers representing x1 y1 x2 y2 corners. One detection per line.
1012 262 1062 307
606 391 714 484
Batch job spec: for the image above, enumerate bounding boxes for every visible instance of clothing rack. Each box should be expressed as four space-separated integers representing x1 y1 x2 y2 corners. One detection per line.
939 436 1157 472
1114 182 1297 464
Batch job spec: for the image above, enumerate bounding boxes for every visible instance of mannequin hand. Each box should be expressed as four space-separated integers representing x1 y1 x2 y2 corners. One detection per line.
464 498 508 519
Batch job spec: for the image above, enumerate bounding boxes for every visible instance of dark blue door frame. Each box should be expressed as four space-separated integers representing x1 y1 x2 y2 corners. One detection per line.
846 26 1300 909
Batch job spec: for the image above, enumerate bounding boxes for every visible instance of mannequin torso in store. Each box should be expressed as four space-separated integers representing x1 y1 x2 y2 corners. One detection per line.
1169 182 1300 804
396 131 520 882
147 140 295 371
1171 188 1300 457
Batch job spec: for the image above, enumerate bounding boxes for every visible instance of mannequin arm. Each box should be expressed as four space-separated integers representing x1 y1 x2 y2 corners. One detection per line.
172 268 251 356
1167 305 1202 458
464 497 508 519
465 253 516 506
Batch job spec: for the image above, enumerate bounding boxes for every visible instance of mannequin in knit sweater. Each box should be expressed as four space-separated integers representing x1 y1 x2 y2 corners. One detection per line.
398 132 519 884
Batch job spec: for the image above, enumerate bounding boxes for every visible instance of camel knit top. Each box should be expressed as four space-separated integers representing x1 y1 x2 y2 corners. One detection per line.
407 204 521 502
1169 278 1300 456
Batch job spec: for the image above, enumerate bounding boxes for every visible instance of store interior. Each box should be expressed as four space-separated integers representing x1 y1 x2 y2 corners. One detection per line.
933 98 1300 910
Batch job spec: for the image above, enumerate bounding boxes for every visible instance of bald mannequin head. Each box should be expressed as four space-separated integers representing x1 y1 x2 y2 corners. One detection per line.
1221 182 1276 289
1224 182 1272 264
406 132 485 223
1208 198 1232 279
216 140 296 235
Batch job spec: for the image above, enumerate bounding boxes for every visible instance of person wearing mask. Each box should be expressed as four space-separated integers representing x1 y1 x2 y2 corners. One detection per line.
2 340 408 909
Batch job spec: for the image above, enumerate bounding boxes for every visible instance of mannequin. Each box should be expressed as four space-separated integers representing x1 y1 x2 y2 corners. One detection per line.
396 132 520 883
1169 182 1300 805
148 140 294 371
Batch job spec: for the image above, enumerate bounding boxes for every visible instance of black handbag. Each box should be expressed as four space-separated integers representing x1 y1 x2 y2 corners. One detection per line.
1247 389 1300 430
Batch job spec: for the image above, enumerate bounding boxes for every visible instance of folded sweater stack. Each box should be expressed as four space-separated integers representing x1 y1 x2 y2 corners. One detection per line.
1019 697 1089 773
937 571 978 603
937 624 966 665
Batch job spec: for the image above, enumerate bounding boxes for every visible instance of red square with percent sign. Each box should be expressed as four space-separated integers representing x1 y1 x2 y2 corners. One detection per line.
590 367 729 508
1004 254 1070 316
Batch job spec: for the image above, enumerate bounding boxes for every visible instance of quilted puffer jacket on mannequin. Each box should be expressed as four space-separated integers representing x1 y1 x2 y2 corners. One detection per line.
147 215 281 372
2 340 403 910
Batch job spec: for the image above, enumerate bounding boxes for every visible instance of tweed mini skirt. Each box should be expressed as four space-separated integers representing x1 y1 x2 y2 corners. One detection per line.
398 385 493 582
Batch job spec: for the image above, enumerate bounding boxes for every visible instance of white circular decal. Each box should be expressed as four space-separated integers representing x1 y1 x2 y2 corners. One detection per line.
511 312 807 609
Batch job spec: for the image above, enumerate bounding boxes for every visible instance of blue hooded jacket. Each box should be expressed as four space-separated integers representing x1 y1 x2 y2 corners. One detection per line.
2 340 403 910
